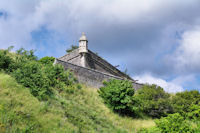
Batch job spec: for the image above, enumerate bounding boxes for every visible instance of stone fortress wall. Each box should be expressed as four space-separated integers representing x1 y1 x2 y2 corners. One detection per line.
56 59 143 90
59 49 132 80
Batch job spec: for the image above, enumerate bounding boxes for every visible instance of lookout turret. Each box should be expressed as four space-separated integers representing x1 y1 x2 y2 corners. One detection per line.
79 33 88 67
79 32 88 53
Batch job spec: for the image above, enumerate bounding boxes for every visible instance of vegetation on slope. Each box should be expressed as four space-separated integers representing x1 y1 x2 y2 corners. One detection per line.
1 47 200 133
0 73 155 132
99 79 200 132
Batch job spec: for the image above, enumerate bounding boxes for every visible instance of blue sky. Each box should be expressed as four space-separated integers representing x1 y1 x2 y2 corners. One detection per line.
0 0 200 92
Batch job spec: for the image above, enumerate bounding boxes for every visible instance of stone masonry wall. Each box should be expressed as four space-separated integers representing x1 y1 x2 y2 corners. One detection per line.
56 59 143 90
59 49 132 80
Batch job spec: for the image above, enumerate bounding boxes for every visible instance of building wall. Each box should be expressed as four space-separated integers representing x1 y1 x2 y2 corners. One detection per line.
58 49 127 78
59 50 132 79
56 59 143 90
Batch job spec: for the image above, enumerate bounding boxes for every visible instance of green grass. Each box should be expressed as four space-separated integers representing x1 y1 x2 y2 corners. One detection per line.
0 73 155 133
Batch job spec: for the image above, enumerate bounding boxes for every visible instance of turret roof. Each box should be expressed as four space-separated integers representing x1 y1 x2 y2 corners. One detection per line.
79 32 88 41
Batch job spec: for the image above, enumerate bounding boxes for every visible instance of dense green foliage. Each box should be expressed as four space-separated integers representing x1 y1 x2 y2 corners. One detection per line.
135 85 173 118
13 61 53 100
99 79 200 132
98 79 137 116
66 45 78 53
139 113 200 133
155 113 194 133
99 82 173 118
0 49 13 72
171 90 200 116
187 104 200 120
0 48 76 100
39 56 55 65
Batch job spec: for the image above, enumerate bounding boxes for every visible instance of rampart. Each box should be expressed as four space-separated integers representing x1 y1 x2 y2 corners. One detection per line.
56 59 143 90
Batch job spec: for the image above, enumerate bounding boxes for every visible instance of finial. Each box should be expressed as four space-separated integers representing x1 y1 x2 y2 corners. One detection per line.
79 32 88 41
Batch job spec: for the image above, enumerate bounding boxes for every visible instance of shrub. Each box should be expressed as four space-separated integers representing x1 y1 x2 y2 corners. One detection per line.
8 48 38 73
135 85 173 118
98 79 137 116
187 104 200 120
16 48 37 61
0 49 14 72
0 47 77 100
12 61 53 100
171 90 200 115
39 56 55 65
155 113 194 133
43 64 77 88
12 60 77 100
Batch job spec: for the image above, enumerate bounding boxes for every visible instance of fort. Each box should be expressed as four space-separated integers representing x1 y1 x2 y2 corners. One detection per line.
55 33 143 89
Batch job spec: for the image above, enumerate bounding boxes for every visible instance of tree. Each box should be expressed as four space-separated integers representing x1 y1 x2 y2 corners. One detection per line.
171 90 200 116
66 45 78 53
0 49 13 71
98 79 138 116
135 84 173 118
39 56 55 65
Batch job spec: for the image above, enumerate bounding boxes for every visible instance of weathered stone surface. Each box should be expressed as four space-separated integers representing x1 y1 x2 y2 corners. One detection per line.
56 59 143 89
58 49 132 80
79 33 88 54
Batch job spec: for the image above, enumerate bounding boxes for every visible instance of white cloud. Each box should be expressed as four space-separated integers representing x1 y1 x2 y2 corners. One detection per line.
0 0 199 50
167 26 200 73
133 74 184 93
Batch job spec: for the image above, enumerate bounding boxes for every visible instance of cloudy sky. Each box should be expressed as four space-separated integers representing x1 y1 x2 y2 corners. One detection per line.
0 0 200 92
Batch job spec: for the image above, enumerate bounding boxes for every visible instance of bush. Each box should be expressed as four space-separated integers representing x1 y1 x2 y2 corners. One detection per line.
16 48 37 61
0 49 14 72
135 85 173 118
39 56 55 65
171 90 200 116
12 60 77 100
187 104 200 120
8 48 38 73
43 64 77 89
0 47 77 100
12 61 53 100
155 113 194 133
98 79 137 116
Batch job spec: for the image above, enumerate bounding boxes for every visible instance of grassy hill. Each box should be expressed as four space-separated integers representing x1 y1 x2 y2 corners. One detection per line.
0 73 155 133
